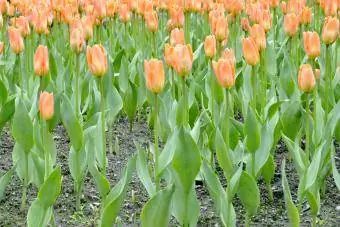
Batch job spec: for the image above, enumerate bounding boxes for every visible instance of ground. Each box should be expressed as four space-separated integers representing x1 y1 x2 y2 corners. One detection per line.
0 116 339 226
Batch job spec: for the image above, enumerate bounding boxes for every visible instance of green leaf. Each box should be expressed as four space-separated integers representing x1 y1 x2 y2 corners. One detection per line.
123 80 138 122
306 190 320 216
227 165 243 201
136 144 156 196
171 127 201 195
37 167 62 207
244 106 261 153
12 98 34 151
305 142 324 191
0 78 8 105
262 155 275 186
282 135 306 176
237 171 260 216
281 101 302 140
106 86 123 123
331 151 340 191
0 97 15 131
215 128 233 180
141 185 175 227
281 159 300 227
60 94 83 151
0 166 15 200
27 200 52 227
100 155 136 227
89 165 110 199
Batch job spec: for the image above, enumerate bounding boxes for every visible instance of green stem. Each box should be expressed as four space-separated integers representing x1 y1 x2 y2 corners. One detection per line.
324 45 330 115
42 120 50 180
245 213 251 227
100 77 107 173
252 152 256 179
260 52 266 115
171 68 176 100
251 66 257 111
312 215 317 227
305 95 310 163
267 183 274 203
154 94 160 191
225 89 230 152
182 77 188 127
21 151 28 211
185 12 190 43
152 31 156 58
210 61 215 122
75 54 80 118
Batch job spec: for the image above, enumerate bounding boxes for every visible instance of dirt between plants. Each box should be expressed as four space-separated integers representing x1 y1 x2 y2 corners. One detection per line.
0 116 339 226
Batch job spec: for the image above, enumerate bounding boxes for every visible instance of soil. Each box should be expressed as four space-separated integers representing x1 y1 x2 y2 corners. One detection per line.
0 116 339 227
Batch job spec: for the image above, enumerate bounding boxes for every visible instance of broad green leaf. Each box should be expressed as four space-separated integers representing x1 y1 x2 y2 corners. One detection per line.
0 166 15 200
244 106 261 153
106 86 123 123
0 78 8 105
281 101 302 140
60 94 83 151
157 130 177 176
136 144 156 196
38 167 62 207
237 171 260 216
331 151 340 191
262 154 275 186
306 190 320 217
312 97 324 146
100 155 136 227
227 165 243 201
89 165 110 199
27 200 52 227
141 185 175 227
305 142 324 191
12 98 34 151
0 97 15 131
68 146 87 184
123 80 138 122
215 128 233 180
282 135 306 176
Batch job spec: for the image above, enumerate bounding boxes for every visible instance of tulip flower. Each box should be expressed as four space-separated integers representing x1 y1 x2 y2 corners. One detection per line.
170 28 185 46
144 59 165 94
204 35 216 58
212 58 236 89
212 15 228 42
86 44 108 77
82 16 94 41
222 48 236 66
242 37 260 66
300 7 312 25
8 26 24 54
284 13 299 37
324 0 337 16
298 64 316 93
119 4 131 23
145 11 159 32
303 32 320 59
164 43 175 68
34 45 49 76
172 44 193 77
12 16 30 38
0 41 3 54
241 17 251 32
322 17 339 45
250 24 267 52
39 91 54 120
70 27 85 54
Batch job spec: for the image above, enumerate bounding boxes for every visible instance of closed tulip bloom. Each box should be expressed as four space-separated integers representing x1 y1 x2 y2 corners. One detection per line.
303 32 320 59
270 0 279 8
106 0 117 18
280 2 287 14
170 28 185 46
164 43 175 67
70 27 85 54
324 0 337 16
8 26 24 54
213 16 228 42
298 64 316 93
204 35 216 58
39 91 54 120
250 24 267 52
212 58 236 89
119 4 131 23
300 7 312 25
0 0 8 14
145 11 158 32
94 0 107 20
222 48 236 66
34 45 49 76
322 17 339 45
82 16 94 41
0 41 4 54
242 37 260 66
259 10 272 33
241 17 251 32
144 59 165 93
86 45 108 77
284 13 299 37
173 44 193 77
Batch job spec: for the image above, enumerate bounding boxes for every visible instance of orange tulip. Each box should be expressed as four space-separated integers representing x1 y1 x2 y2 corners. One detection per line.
172 44 193 77
300 7 312 25
86 45 108 77
303 32 320 59
94 0 107 21
34 45 49 76
0 0 8 14
322 17 339 45
204 35 216 58
32 9 49 35
241 17 251 32
145 11 158 32
212 15 228 42
324 0 337 16
70 27 85 54
284 13 299 37
12 16 31 38
82 16 94 41
0 41 4 54
119 4 131 23
164 43 175 67
222 48 236 66
212 58 236 89
144 59 165 93
280 2 287 14
242 37 260 66
106 0 117 18
168 5 184 29
270 0 279 8
250 24 267 52
170 28 185 46
39 91 54 120
8 26 24 54
298 64 316 93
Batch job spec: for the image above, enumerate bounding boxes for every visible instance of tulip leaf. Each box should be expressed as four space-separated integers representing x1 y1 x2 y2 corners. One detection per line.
100 155 136 227
27 200 53 227
0 166 15 200
136 143 156 196
244 106 261 153
261 154 275 186
282 135 306 176
60 94 83 151
215 128 233 180
123 80 137 123
281 101 302 140
37 167 62 207
237 171 260 217
331 151 340 191
141 185 175 227
306 190 320 217
0 97 15 131
0 78 8 106
305 142 324 191
12 98 34 151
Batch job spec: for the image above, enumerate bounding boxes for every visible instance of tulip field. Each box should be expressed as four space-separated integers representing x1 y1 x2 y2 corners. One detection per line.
0 0 340 226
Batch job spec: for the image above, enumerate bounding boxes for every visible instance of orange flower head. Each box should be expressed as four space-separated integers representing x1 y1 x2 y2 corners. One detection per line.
324 0 337 16
242 37 260 66
222 48 236 66
250 24 267 52
241 17 251 32
86 44 108 77
322 17 339 45
298 64 316 93
212 58 236 89
259 10 272 33
284 13 300 37
39 91 54 120
204 35 216 58
8 26 24 54
212 15 228 42
13 16 31 37
34 45 49 76
173 44 193 77
119 4 131 23
300 6 312 25
170 28 185 46
145 11 158 32
164 43 175 67
82 16 94 41
144 59 165 94
70 27 85 54
303 31 320 59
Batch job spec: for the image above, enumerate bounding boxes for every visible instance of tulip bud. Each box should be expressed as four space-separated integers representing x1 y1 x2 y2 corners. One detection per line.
322 17 339 45
324 0 337 16
8 26 24 54
241 17 251 32
303 32 320 59
144 59 165 93
39 91 54 120
70 27 85 54
0 13 3 30
173 44 193 77
86 44 108 77
213 15 228 42
284 13 300 37
281 2 287 14
300 7 312 25
222 48 236 66
298 64 316 93
204 35 216 58
259 10 272 33
170 28 185 46
119 4 131 23
145 11 158 32
250 24 267 52
164 43 175 67
212 58 236 89
34 45 49 76
242 37 260 66
82 16 94 41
